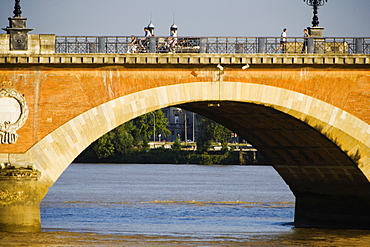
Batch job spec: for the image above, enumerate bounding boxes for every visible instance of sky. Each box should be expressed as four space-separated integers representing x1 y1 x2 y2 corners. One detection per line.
0 0 369 37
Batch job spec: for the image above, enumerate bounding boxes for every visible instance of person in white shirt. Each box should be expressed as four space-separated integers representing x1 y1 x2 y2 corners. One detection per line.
275 28 287 53
139 27 152 52
144 27 152 37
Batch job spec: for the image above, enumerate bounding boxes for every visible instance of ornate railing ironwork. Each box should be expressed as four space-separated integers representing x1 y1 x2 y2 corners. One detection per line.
55 36 370 54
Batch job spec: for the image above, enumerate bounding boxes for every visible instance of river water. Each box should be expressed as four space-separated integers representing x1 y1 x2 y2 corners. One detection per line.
1 164 370 246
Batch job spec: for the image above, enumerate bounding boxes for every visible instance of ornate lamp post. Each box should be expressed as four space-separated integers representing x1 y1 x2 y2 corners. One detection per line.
3 0 33 50
303 0 328 27
303 0 328 37
13 0 22 17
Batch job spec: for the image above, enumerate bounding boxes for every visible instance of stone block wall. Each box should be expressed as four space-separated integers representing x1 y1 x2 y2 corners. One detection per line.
0 34 55 54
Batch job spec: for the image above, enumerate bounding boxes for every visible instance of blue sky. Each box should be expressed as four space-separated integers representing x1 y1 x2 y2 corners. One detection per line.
0 0 369 37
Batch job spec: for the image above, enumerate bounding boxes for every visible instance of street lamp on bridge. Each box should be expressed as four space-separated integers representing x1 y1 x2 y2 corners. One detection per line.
303 0 328 27
13 0 22 17
303 0 328 37
3 0 33 50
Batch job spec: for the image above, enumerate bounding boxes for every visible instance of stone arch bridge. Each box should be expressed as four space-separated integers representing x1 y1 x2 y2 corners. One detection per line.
1 51 370 232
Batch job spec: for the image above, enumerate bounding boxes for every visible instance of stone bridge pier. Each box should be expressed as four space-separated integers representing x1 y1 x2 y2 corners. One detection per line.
0 174 49 232
1 51 370 232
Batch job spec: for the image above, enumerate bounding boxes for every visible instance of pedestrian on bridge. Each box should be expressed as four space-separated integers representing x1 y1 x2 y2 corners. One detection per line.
168 27 178 52
144 27 152 37
275 28 287 53
302 28 310 53
138 27 152 52
127 36 138 53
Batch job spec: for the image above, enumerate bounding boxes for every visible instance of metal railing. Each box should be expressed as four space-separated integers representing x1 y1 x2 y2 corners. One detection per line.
55 36 370 54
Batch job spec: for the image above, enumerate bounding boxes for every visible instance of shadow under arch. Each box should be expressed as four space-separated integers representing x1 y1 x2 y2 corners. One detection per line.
179 100 370 228
25 81 370 229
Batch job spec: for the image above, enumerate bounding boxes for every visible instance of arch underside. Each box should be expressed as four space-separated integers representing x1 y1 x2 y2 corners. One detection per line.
181 101 369 186
180 101 370 228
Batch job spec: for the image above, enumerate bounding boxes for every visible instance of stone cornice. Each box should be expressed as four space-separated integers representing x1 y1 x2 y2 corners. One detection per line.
0 165 41 180
0 53 369 67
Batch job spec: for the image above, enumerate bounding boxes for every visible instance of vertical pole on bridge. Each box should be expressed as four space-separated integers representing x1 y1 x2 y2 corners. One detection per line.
199 38 207 53
355 38 364 54
149 37 156 53
257 38 266 54
98 37 106 53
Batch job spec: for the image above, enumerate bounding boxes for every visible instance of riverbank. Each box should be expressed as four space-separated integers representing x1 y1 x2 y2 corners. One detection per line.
74 148 270 165
0 231 279 246
3 228 370 247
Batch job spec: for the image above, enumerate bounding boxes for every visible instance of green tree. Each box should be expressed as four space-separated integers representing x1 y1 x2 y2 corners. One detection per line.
213 122 233 153
152 110 171 141
133 114 150 147
196 116 232 153
91 109 171 158
93 132 115 159
133 110 170 147
112 122 135 153
172 135 182 150
196 117 214 153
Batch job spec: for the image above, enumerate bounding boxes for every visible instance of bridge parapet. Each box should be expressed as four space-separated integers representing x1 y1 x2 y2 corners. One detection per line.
1 35 369 56
55 36 370 55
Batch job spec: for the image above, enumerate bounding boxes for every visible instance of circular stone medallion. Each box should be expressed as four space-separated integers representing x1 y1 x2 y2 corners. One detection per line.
0 88 28 144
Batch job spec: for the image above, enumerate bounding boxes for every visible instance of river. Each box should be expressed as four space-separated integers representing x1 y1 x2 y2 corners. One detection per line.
1 164 370 246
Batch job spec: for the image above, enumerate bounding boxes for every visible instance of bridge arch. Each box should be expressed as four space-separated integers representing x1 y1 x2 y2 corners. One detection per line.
14 80 370 229
22 81 370 186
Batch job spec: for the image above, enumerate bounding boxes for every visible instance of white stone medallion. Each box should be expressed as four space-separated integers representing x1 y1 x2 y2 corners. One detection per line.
0 88 28 144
